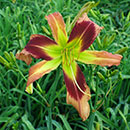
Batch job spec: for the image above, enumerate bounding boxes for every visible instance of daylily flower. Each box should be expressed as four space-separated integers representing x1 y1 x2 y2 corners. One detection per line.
16 12 122 121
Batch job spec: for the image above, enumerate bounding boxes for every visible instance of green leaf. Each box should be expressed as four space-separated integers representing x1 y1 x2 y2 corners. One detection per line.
115 47 128 55
1 113 19 130
22 114 35 130
68 1 98 33
52 120 63 130
58 114 72 130
95 111 118 128
88 113 95 130
124 103 129 115
118 109 130 130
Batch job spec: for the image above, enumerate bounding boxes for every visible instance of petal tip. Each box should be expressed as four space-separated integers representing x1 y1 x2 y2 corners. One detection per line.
25 83 33 94
16 49 32 65
81 102 90 121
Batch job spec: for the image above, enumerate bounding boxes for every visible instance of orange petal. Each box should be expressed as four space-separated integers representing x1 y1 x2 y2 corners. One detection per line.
26 57 61 92
76 50 123 67
67 13 103 51
63 62 91 121
46 12 68 46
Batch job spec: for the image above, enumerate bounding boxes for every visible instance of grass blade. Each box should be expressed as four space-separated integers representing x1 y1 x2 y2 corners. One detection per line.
58 114 72 130
95 111 118 128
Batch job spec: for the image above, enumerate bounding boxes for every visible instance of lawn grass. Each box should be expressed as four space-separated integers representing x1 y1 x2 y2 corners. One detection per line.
0 0 130 129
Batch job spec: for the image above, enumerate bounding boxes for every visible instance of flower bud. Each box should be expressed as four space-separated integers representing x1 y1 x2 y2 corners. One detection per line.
97 72 106 82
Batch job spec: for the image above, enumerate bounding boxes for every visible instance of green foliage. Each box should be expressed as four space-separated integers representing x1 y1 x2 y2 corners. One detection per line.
0 0 130 129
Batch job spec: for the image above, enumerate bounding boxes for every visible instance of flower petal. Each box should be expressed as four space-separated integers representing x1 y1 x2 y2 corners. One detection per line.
16 49 32 65
75 50 123 67
63 62 91 121
26 57 61 93
67 13 103 52
46 12 68 46
16 34 61 65
26 83 33 94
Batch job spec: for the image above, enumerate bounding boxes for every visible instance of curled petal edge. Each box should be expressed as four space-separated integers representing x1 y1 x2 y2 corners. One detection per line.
16 49 32 65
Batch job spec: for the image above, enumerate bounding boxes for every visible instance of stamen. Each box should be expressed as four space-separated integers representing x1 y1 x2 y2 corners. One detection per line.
65 48 68 65
70 65 91 97
61 49 65 65
77 51 80 60
69 48 72 66
64 49 66 65
72 46 74 62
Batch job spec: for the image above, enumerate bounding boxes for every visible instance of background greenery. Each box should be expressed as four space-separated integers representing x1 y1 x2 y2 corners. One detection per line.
0 0 130 129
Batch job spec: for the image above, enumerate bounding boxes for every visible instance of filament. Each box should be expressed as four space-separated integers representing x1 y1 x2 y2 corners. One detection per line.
70 65 90 96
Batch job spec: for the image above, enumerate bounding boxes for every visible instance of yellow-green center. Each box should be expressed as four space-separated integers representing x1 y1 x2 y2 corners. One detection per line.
61 48 74 65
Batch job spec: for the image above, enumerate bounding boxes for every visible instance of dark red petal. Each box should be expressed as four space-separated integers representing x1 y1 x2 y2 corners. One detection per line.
63 62 91 120
68 14 103 52
63 64 86 100
25 34 57 60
